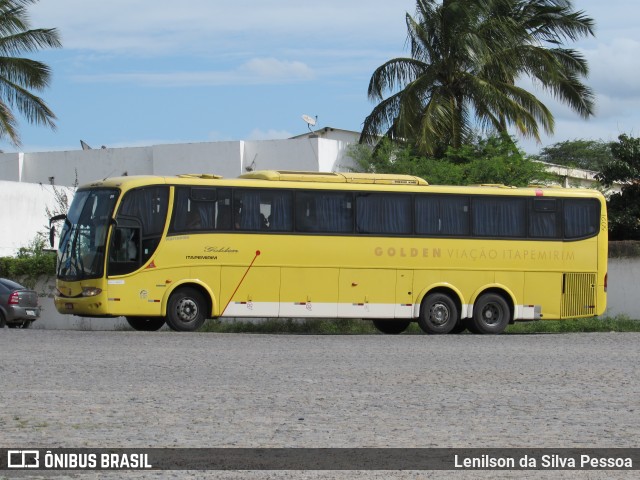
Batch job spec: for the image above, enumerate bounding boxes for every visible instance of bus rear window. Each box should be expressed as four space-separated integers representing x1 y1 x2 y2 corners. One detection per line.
564 199 600 239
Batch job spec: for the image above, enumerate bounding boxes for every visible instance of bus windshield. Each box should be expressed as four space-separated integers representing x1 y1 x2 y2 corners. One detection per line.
57 188 119 280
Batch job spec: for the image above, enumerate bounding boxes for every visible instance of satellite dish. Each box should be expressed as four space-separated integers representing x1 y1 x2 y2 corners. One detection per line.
302 114 317 127
302 114 318 133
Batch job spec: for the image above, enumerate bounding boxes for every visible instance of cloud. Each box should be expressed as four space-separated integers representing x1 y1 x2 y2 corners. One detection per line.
31 0 415 57
584 38 640 100
71 58 315 87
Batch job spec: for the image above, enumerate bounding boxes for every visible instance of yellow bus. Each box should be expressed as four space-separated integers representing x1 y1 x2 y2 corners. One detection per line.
51 170 607 334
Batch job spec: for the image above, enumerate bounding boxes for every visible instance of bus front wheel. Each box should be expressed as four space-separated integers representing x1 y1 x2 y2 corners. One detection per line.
126 316 165 331
472 294 510 334
373 319 411 334
166 288 207 332
418 293 458 334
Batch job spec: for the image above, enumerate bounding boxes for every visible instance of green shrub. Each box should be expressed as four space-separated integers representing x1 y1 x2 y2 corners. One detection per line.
0 237 56 287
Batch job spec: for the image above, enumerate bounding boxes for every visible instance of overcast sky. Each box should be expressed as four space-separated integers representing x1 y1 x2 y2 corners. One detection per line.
4 0 638 154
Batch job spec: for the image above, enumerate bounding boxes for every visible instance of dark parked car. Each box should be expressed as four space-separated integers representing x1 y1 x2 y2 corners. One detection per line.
0 278 40 328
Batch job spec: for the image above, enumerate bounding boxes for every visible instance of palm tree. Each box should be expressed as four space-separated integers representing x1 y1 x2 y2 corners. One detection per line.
360 0 595 157
0 0 61 147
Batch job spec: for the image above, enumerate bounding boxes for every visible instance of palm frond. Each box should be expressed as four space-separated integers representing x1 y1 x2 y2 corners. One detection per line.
0 0 61 146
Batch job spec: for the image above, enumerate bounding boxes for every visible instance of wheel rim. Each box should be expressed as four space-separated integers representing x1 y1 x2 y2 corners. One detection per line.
481 303 502 326
429 302 450 326
175 297 199 324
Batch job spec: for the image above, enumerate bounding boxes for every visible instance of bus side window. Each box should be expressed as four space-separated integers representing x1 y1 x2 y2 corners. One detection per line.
235 190 292 232
356 193 411 234
472 196 526 238
171 187 232 232
216 191 232 230
529 198 558 238
415 195 469 236
296 191 353 233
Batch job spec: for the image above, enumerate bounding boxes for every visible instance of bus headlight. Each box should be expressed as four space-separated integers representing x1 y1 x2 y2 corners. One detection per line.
82 287 103 297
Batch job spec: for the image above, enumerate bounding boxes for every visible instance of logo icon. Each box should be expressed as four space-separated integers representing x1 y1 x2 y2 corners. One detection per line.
8 450 39 468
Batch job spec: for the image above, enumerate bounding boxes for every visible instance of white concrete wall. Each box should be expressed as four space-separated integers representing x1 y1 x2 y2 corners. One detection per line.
0 152 20 181
605 258 640 319
0 137 350 187
151 141 243 178
0 181 74 256
243 138 320 173
318 138 357 172
19 147 152 186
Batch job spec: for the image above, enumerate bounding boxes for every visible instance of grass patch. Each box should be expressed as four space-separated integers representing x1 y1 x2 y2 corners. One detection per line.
200 316 639 334
505 315 640 333
200 317 382 334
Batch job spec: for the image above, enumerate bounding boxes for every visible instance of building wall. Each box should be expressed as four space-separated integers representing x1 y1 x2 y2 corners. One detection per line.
606 258 640 319
151 141 243 178
0 181 73 256
0 137 355 188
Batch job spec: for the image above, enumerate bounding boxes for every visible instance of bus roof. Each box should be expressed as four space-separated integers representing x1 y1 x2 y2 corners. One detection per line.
238 170 429 185
81 170 604 199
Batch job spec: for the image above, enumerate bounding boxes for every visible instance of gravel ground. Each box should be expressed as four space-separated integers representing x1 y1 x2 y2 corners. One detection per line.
1 329 638 479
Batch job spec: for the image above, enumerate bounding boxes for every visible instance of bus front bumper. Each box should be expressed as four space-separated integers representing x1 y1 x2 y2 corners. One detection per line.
54 292 110 316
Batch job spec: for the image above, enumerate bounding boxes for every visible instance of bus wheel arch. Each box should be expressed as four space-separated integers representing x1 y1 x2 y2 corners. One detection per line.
417 287 463 334
162 281 215 317
471 288 513 334
163 282 215 332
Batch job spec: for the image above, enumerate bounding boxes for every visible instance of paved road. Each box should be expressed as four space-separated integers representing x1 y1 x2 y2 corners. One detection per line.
1 330 638 479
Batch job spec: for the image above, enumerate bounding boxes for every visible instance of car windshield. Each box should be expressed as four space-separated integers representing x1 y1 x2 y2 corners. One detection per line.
57 188 119 280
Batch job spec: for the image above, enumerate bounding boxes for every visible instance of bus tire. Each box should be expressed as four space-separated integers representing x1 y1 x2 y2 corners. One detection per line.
166 288 207 332
126 316 165 331
418 293 458 334
472 293 510 334
373 319 411 334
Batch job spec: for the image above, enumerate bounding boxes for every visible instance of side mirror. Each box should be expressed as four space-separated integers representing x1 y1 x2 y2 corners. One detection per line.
49 214 67 248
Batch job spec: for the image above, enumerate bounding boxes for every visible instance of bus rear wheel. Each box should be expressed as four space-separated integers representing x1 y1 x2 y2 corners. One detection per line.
126 316 165 331
472 293 510 334
373 319 411 335
166 288 207 332
418 293 458 334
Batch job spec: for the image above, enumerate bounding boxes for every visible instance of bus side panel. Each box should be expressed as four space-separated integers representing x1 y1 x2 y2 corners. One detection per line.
395 270 414 318
106 270 166 317
338 269 396 318
279 268 339 318
524 272 562 320
219 266 280 317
